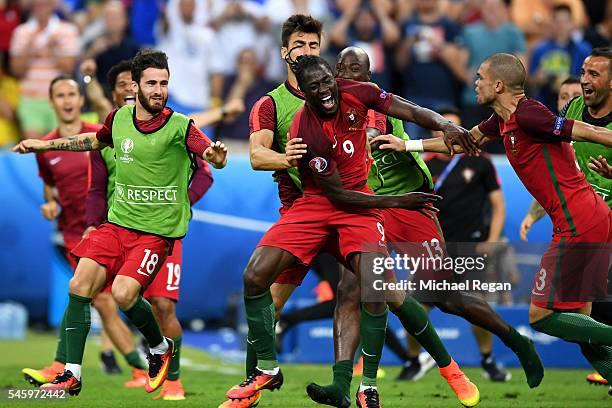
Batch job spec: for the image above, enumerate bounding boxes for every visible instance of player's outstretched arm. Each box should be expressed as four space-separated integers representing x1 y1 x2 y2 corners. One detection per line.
12 132 106 154
386 95 480 155
314 170 440 217
570 121 612 147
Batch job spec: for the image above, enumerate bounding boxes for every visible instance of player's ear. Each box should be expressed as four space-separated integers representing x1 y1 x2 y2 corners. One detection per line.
280 47 288 61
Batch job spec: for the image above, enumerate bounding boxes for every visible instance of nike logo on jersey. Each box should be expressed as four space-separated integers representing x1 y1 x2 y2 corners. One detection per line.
50 157 62 166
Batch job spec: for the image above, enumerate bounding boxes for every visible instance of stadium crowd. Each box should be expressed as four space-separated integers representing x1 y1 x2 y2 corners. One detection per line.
0 0 610 147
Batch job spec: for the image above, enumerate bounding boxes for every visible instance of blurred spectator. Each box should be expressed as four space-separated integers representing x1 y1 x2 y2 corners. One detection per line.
264 0 330 26
215 48 275 139
209 0 274 79
456 0 526 147
130 0 163 46
556 75 582 112
395 0 462 138
442 0 483 24
510 0 588 48
9 0 79 139
158 0 224 113
581 0 608 26
83 0 139 94
329 0 399 89
0 0 22 62
0 52 20 147
528 4 591 111
584 0 612 48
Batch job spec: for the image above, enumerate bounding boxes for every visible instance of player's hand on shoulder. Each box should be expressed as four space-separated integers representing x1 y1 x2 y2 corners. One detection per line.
12 139 46 154
588 155 612 179
442 123 479 156
397 192 441 217
204 140 228 169
370 134 404 152
82 226 97 239
41 200 59 221
285 135 307 168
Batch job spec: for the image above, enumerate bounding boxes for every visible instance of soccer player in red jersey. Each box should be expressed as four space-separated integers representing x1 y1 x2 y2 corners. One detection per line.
22 76 147 387
225 55 481 408
374 52 612 385
329 46 543 389
84 59 215 399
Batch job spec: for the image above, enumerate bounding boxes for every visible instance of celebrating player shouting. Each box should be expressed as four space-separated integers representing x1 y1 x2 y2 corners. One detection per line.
225 55 481 408
13 49 227 396
328 46 543 390
374 52 612 385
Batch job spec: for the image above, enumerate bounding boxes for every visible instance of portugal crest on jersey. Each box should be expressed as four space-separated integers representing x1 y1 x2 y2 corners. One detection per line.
309 157 328 173
345 108 363 130
508 132 519 156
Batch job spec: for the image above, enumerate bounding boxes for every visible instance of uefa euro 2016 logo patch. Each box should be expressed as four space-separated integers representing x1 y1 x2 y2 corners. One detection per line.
121 138 134 154
309 157 328 173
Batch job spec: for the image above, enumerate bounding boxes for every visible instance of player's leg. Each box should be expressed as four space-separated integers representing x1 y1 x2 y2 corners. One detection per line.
92 291 147 376
99 328 121 374
587 301 612 385
350 251 388 408
397 304 436 382
226 246 299 400
40 257 109 394
471 325 511 382
145 239 185 400
307 266 360 408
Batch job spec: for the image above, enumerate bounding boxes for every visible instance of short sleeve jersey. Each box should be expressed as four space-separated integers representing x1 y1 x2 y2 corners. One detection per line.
290 79 393 195
478 98 606 236
35 122 102 245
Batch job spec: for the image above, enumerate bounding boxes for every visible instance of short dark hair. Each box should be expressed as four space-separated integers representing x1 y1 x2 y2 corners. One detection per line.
484 53 526 92
108 59 132 90
131 49 169 84
560 76 580 86
588 47 612 77
49 75 80 98
293 55 332 91
553 4 572 15
281 15 323 48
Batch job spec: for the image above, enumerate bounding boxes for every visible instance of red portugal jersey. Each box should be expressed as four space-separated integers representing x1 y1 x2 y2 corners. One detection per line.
290 78 393 196
35 122 102 245
478 98 608 237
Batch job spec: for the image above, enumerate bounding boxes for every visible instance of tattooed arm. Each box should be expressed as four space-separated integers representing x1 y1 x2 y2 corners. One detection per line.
13 133 106 154
519 199 547 241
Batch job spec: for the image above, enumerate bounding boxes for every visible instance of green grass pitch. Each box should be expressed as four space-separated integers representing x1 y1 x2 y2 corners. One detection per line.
0 332 609 407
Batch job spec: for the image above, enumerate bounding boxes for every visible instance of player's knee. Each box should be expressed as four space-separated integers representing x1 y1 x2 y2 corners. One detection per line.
336 278 360 307
112 285 139 310
243 266 270 295
528 303 551 325
92 293 116 316
69 276 95 297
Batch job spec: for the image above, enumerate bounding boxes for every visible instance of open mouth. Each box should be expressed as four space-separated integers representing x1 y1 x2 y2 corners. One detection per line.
583 87 594 97
321 94 335 110
124 96 136 105
62 107 74 115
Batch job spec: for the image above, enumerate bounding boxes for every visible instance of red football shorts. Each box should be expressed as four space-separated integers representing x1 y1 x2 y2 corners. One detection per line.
143 240 182 301
532 212 612 310
65 237 113 294
259 195 387 277
71 223 171 290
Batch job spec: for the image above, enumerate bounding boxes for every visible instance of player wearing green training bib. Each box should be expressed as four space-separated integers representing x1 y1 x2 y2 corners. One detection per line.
329 46 544 391
13 49 228 397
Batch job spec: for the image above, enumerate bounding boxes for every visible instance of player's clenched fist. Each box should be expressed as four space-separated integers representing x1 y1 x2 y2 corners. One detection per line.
41 200 59 220
13 139 48 154
441 122 479 156
285 136 307 167
395 192 441 218
204 140 228 169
